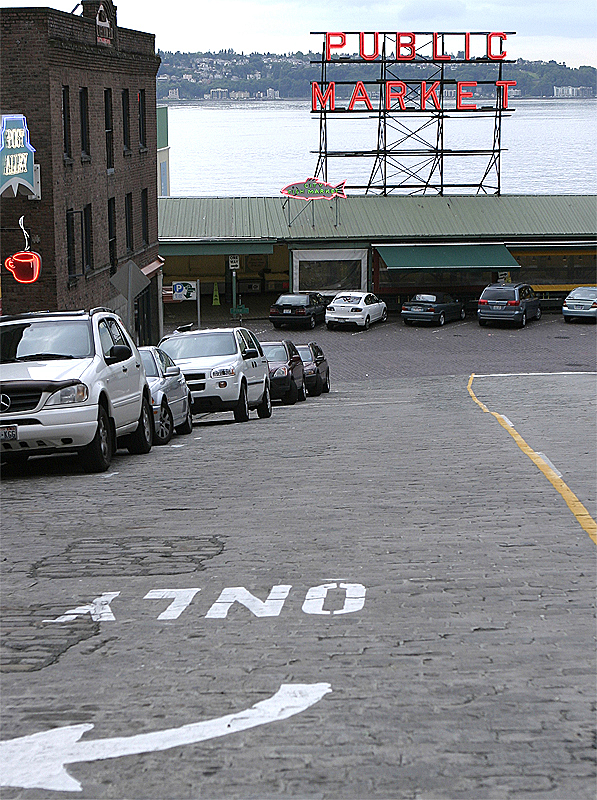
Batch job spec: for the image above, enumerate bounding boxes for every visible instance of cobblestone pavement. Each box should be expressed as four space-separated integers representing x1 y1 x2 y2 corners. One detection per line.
1 319 595 799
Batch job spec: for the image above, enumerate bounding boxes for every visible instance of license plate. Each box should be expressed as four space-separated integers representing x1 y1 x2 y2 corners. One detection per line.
491 305 502 310
0 425 17 441
411 306 423 311
283 309 291 314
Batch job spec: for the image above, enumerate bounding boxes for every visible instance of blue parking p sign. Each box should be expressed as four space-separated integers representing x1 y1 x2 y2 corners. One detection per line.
172 282 196 300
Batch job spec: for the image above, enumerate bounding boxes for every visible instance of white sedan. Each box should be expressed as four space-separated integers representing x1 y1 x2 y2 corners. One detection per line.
325 291 387 330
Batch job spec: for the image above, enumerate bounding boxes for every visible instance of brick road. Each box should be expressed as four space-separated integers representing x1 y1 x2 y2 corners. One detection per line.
1 315 595 799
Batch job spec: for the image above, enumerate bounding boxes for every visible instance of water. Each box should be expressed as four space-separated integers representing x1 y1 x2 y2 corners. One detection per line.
167 99 597 196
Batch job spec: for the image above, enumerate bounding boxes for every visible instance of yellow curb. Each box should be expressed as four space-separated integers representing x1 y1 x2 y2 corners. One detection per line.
468 373 597 544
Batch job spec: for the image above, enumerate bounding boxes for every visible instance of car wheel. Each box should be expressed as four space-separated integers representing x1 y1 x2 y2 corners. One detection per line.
519 312 527 328
257 382 272 418
326 322 335 330
563 315 572 323
155 401 174 445
1 452 30 472
535 306 542 320
478 319 487 326
233 382 250 422
272 321 281 329
381 308 387 322
298 378 307 401
309 315 316 329
438 312 445 326
404 318 412 326
460 307 466 320
322 370 330 393
364 316 370 330
176 397 193 434
283 379 298 405
81 404 113 472
309 373 323 397
127 396 153 454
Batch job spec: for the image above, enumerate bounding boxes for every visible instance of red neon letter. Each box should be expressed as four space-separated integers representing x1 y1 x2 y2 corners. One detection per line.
396 32 415 60
457 81 477 110
312 82 335 111
359 32 379 60
348 81 373 110
421 81 441 110
487 32 507 60
325 32 346 61
464 32 471 61
386 81 407 110
433 33 451 60
496 80 516 108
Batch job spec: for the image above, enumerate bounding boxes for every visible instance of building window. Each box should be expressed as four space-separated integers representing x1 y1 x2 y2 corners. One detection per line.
83 203 93 271
121 88 131 152
62 86 72 159
104 88 114 171
79 87 90 158
66 210 76 279
108 197 117 273
125 192 133 252
138 88 146 149
141 188 149 245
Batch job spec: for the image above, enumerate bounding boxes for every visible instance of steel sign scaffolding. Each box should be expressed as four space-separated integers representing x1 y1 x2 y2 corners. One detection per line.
310 31 516 196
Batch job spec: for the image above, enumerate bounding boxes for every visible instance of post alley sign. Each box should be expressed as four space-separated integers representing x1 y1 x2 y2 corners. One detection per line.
0 114 37 197
311 31 517 112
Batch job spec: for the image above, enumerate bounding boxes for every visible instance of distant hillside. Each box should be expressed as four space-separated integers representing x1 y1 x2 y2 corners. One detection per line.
157 49 596 101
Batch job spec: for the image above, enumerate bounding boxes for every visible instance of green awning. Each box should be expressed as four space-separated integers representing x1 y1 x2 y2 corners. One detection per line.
159 242 275 256
377 244 520 270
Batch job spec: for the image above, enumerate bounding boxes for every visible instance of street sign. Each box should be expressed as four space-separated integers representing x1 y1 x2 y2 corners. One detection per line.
229 255 240 270
231 305 249 317
172 281 197 300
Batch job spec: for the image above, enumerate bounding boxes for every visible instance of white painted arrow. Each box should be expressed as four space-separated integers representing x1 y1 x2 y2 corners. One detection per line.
0 682 332 792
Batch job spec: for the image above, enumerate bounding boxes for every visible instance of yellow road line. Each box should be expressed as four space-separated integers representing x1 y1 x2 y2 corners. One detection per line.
467 373 597 544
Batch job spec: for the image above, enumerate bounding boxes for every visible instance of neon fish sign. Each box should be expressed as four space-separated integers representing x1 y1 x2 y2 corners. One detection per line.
281 178 347 201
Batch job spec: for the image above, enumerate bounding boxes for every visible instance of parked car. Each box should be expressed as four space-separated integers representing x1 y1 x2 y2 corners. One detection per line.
401 293 465 326
269 292 327 329
477 283 541 328
562 286 597 323
139 346 193 444
0 309 152 472
296 342 330 396
261 340 306 404
325 291 387 330
158 327 271 422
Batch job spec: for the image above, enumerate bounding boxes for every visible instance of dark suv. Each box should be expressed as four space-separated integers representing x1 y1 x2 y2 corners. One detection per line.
477 283 541 328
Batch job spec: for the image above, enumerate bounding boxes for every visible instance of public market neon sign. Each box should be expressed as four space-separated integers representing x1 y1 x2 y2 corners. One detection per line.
311 31 517 112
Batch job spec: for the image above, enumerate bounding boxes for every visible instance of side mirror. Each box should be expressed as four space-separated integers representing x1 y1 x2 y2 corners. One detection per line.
244 348 259 359
106 344 132 365
165 365 181 377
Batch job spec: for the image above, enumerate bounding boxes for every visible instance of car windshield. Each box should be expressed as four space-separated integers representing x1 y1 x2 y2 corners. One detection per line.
0 320 93 362
481 288 516 301
333 295 362 304
275 295 308 306
262 344 287 362
296 346 312 361
412 294 437 302
140 350 159 377
568 287 597 300
160 332 237 360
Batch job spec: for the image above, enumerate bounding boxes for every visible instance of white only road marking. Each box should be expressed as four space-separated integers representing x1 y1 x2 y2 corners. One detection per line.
0 683 332 792
302 583 367 615
205 585 292 618
144 588 201 620
44 593 120 623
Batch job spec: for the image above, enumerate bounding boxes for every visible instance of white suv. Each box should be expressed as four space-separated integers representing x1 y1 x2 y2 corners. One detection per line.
0 309 153 472
159 327 272 422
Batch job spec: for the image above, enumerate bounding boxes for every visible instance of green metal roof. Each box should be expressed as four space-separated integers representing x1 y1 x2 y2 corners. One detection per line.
378 244 521 270
158 195 597 246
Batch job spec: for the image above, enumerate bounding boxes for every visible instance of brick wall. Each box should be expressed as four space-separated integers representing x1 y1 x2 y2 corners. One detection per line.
1 6 160 318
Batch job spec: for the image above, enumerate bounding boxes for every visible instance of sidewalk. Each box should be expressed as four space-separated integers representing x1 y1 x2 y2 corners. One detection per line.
163 291 278 335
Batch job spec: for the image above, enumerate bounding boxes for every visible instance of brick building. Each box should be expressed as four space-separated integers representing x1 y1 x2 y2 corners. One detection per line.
0 1 163 343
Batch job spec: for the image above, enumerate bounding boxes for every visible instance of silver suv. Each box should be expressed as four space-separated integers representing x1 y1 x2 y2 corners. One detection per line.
0 309 153 472
477 283 541 328
159 327 272 422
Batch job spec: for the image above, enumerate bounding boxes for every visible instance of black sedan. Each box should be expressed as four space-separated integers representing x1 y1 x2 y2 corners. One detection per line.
261 340 306 404
401 293 466 326
269 293 327 329
296 342 330 396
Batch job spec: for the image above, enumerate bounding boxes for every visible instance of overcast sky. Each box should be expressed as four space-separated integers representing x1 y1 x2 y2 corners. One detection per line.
2 0 596 67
